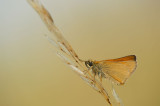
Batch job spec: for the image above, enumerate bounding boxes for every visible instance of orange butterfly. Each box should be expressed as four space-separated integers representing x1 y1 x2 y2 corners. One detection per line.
84 55 137 85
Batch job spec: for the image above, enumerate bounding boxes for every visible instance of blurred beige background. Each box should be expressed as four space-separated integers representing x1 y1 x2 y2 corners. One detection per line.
0 0 160 106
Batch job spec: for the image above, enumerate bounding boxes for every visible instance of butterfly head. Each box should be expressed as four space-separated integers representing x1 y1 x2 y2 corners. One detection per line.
85 60 93 68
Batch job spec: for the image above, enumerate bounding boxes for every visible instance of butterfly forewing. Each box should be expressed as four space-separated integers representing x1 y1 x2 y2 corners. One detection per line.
95 55 137 85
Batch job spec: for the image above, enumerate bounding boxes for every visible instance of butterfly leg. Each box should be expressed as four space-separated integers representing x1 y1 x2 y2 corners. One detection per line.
83 67 92 74
84 67 97 83
100 73 102 83
93 73 96 81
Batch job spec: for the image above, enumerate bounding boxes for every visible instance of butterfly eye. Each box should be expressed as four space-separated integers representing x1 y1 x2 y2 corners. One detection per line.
89 62 93 66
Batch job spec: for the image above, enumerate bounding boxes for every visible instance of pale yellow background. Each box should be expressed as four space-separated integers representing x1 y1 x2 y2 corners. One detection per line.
1 0 160 106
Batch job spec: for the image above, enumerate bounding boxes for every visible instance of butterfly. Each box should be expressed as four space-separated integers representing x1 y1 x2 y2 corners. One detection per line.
84 55 137 85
